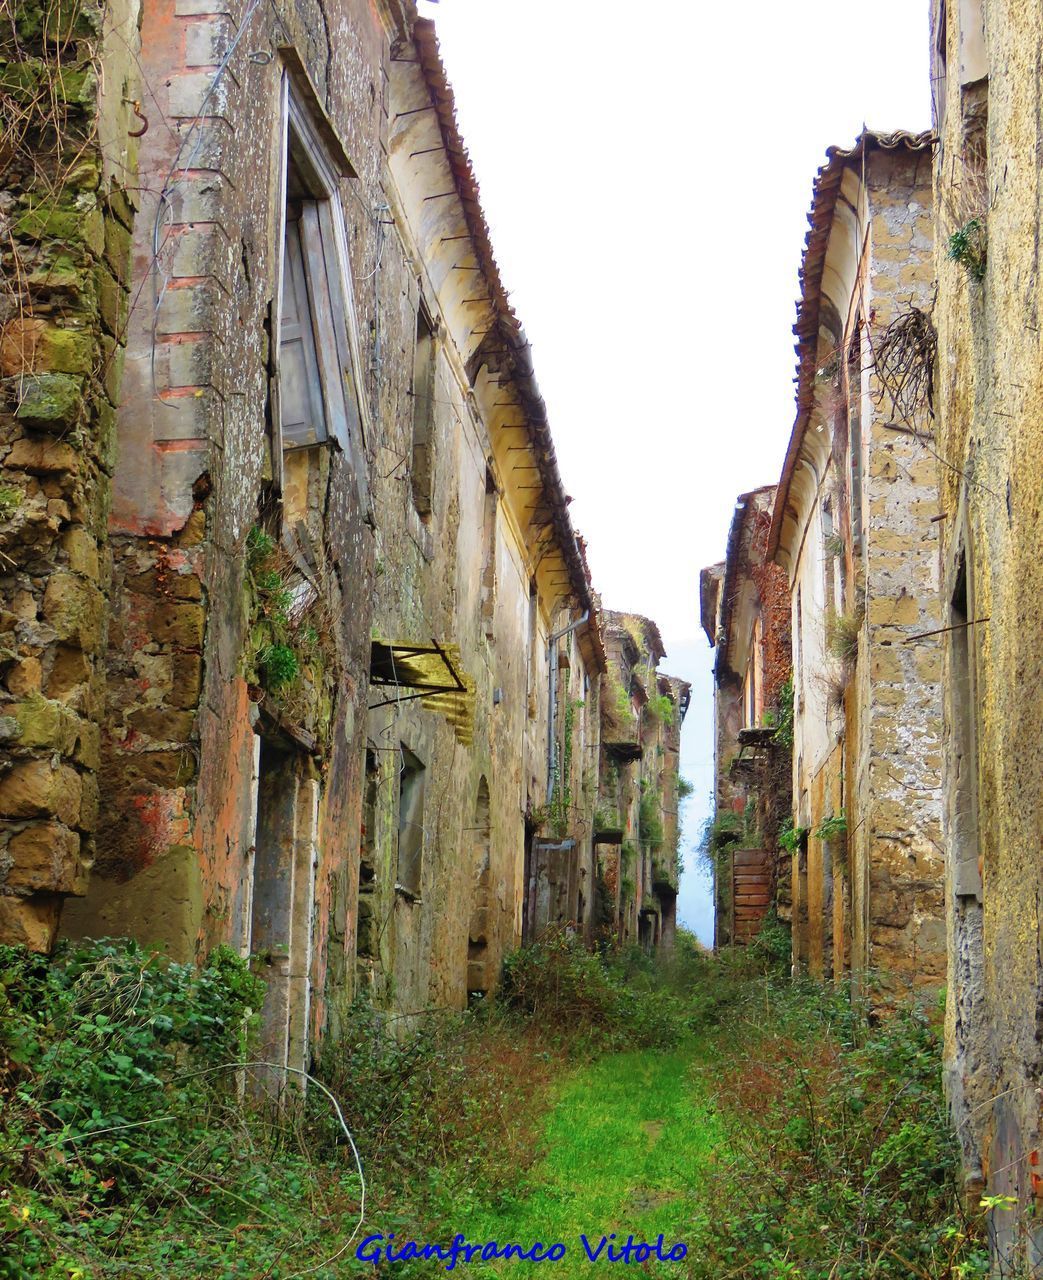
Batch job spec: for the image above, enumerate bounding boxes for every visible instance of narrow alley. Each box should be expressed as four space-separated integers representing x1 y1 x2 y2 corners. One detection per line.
2 0 1042 1277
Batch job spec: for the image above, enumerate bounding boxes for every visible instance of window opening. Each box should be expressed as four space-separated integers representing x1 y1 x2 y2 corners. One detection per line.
396 746 426 898
411 301 435 515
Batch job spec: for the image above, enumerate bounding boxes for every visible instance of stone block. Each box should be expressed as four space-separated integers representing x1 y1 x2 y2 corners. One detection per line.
74 718 101 770
170 173 231 227
176 508 207 547
149 600 205 648
170 224 235 286
45 644 91 699
104 215 133 285
0 759 82 825
0 317 45 376
170 652 203 708
14 372 84 429
5 437 78 475
0 891 61 950
160 335 223 391
123 750 197 786
7 657 42 697
39 328 94 376
102 338 125 406
79 770 99 831
128 706 197 742
12 692 81 754
62 527 100 579
173 0 232 14
167 70 234 120
95 262 125 336
6 821 85 893
152 390 218 443
126 567 203 600
43 572 105 652
867 595 920 626
156 280 220 338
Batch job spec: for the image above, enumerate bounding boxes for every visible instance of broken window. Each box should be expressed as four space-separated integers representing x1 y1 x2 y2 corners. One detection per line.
411 301 436 516
273 75 366 468
396 746 426 897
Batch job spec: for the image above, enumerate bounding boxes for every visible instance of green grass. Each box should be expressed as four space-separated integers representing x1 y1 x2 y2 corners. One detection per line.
436 1040 718 1275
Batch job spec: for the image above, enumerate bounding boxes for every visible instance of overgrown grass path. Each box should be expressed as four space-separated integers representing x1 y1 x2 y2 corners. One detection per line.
448 1040 718 1275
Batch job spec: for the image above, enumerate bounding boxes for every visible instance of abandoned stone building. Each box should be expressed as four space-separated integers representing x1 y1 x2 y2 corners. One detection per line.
930 0 1043 1259
594 611 688 952
701 133 947 995
765 130 947 997
700 485 791 950
0 0 685 1077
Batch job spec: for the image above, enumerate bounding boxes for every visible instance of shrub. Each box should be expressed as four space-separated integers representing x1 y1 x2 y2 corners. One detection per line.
638 786 663 852
688 980 989 1279
500 934 686 1053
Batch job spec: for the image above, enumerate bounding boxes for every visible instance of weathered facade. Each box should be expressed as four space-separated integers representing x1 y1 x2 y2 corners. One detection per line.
594 611 688 952
769 131 946 998
700 486 791 949
930 0 1043 1256
0 0 673 1078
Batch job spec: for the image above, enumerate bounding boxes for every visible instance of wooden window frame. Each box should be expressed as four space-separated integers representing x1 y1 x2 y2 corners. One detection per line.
270 63 370 511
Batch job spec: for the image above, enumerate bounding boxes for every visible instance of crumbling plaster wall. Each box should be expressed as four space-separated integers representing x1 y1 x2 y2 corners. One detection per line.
61 0 389 1058
931 0 1043 1249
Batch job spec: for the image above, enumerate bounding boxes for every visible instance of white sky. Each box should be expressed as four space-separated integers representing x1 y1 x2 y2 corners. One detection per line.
419 0 931 944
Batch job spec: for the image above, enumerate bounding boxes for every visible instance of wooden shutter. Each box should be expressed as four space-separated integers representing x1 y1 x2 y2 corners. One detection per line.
279 216 327 448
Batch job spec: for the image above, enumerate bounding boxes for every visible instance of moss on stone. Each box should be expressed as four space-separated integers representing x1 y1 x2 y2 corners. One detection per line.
14 371 83 428
12 691 81 754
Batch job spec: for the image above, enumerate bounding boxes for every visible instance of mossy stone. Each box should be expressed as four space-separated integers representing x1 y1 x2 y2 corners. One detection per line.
15 372 83 428
12 691 81 754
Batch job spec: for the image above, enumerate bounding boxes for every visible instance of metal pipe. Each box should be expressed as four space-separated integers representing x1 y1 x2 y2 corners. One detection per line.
546 611 590 804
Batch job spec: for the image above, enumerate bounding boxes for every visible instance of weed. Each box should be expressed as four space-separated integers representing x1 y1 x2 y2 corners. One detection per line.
825 607 862 663
0 486 22 518
947 218 987 281
815 811 848 842
645 693 675 725
688 980 988 1280
778 816 809 854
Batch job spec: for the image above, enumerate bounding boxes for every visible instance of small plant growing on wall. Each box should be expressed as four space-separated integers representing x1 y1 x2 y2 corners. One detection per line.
645 694 675 726
825 607 862 664
947 218 987 281
815 812 848 842
242 526 339 737
778 817 809 855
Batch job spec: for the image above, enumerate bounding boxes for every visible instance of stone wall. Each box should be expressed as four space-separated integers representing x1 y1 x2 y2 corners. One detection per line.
775 140 944 999
932 0 1043 1254
0 0 142 946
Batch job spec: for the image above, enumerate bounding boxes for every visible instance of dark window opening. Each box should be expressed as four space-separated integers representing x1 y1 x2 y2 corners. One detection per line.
411 301 435 516
358 748 378 960
396 746 425 897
